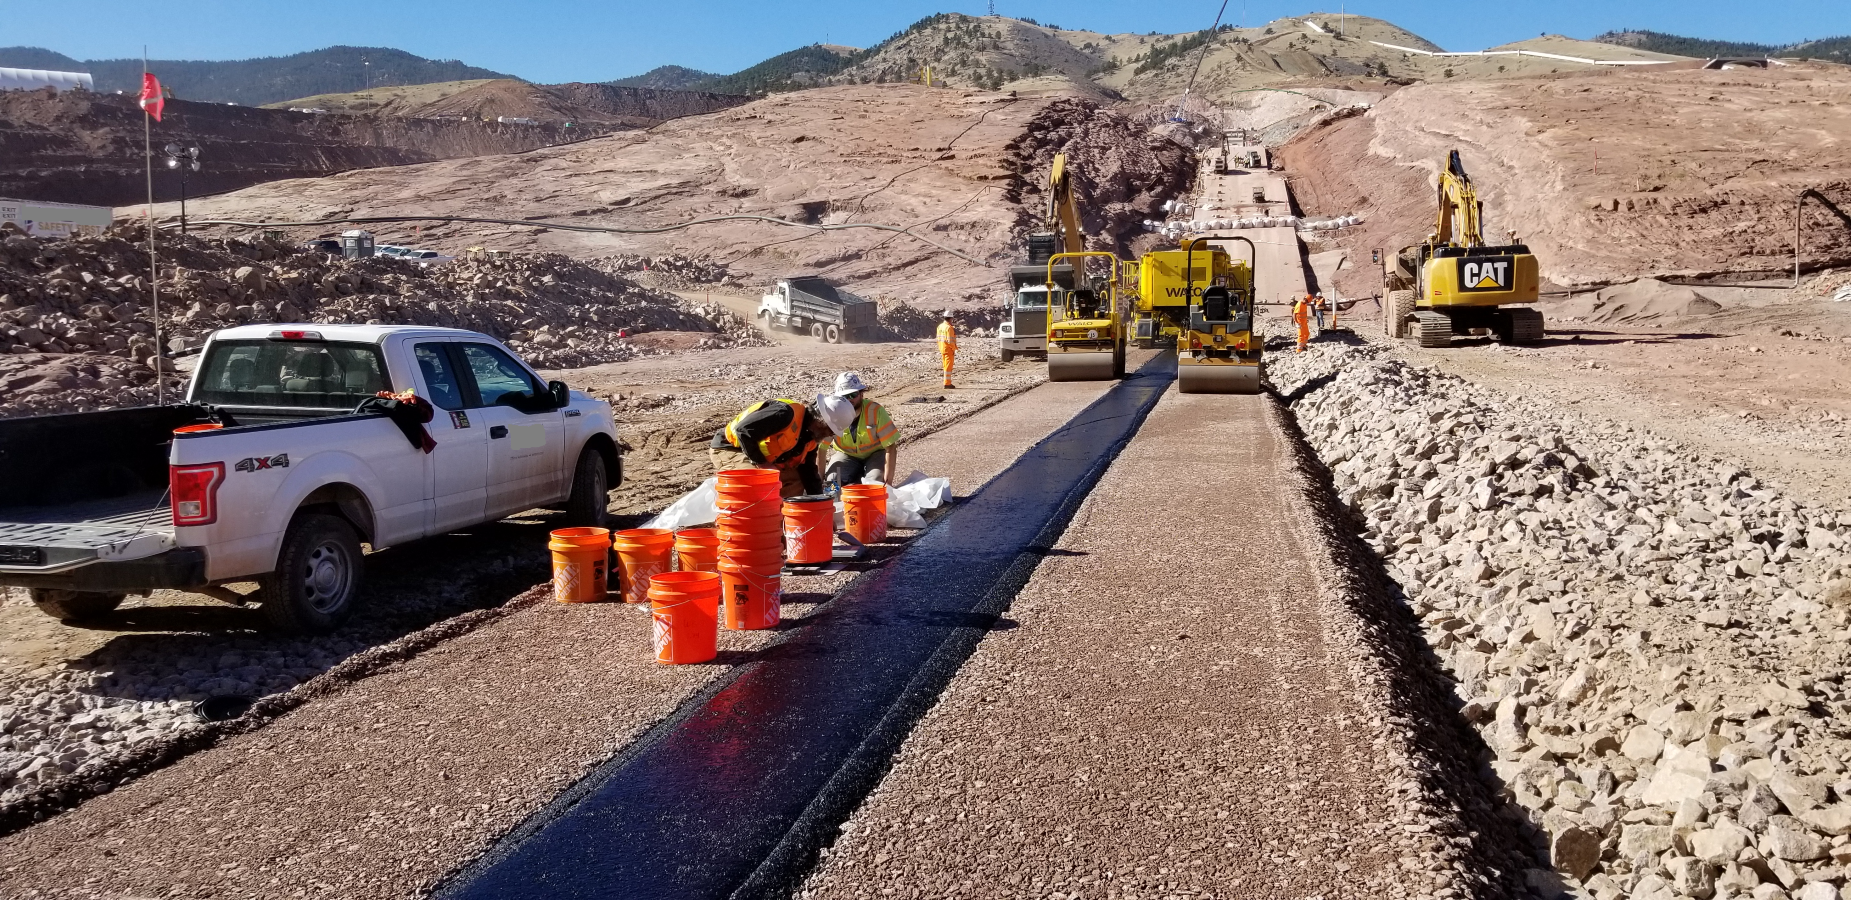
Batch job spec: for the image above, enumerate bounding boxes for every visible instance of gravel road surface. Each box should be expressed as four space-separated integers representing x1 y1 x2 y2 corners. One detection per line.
0 366 1135 899
801 388 1437 899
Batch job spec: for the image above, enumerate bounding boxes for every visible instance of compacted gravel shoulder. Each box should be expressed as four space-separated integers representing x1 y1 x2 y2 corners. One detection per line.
801 389 1449 899
0 369 1125 899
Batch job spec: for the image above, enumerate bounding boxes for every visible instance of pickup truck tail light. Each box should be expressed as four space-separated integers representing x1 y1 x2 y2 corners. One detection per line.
171 462 225 526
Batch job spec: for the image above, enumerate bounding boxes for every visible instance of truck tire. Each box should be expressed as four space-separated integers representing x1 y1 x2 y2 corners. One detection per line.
563 448 611 528
1385 290 1415 339
260 513 362 633
999 348 1016 362
809 323 825 341
30 589 124 622
824 324 841 344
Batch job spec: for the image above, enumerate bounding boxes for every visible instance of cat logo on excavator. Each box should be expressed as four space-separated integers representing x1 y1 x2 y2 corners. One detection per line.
1459 257 1513 291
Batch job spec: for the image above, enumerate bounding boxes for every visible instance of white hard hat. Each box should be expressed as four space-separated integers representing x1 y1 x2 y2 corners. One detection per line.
941 309 954 318
834 372 869 396
815 393 856 436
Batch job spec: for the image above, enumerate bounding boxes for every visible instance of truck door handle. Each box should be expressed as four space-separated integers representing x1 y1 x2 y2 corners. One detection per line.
490 426 508 439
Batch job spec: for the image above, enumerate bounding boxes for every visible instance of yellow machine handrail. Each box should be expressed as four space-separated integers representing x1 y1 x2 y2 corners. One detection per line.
1045 251 1121 333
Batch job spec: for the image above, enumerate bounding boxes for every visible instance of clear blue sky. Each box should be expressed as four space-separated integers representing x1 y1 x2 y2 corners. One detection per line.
2 0 1846 83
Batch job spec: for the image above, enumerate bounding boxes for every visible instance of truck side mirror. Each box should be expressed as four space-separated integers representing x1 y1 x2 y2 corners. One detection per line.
549 380 570 409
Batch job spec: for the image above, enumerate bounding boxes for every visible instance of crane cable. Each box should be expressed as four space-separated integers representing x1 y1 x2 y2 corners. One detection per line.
1174 0 1233 120
170 212 993 267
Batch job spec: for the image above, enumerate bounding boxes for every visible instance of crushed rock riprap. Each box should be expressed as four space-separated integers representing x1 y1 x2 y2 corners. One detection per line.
1267 333 1851 900
0 226 766 417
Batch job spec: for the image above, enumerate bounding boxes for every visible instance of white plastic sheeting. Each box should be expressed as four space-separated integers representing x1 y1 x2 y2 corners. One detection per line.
0 68 93 92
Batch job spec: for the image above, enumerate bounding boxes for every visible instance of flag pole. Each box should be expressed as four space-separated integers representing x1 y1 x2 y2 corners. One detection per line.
143 46 163 406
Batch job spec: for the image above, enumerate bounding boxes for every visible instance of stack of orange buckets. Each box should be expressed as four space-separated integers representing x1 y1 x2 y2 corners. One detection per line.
613 528 675 605
714 470 782 630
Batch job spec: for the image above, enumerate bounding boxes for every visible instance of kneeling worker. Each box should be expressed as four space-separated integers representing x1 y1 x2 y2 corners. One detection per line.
823 372 899 488
711 394 857 498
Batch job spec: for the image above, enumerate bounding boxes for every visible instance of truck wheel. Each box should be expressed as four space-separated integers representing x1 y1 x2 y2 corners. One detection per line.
809 323 825 341
30 589 124 622
260 513 362 633
999 348 1016 362
1385 290 1415 339
563 448 610 528
824 324 841 344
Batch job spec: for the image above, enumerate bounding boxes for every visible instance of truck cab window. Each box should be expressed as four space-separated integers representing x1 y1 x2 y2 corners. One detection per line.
194 340 388 410
460 343 543 409
414 344 465 410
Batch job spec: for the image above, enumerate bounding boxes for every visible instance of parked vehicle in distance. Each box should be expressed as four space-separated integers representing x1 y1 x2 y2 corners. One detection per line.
404 250 456 265
756 276 878 343
303 239 341 255
0 325 624 633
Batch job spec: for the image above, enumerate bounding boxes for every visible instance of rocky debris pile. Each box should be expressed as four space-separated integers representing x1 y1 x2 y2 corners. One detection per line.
599 254 737 290
875 299 1002 340
0 226 765 417
1269 336 1851 900
0 353 184 419
1004 98 1196 258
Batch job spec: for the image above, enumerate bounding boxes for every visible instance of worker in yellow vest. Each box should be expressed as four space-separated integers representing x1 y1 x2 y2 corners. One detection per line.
936 310 958 389
823 372 900 488
710 394 855 498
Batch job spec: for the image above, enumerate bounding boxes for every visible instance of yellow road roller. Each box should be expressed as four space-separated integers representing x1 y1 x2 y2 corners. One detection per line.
1175 236 1263 394
1045 251 1127 382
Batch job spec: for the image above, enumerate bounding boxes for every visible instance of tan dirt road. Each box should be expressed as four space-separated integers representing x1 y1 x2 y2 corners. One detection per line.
801 389 1434 899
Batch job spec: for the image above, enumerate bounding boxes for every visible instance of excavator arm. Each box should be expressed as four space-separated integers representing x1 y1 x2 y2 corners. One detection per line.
1434 150 1485 249
1047 154 1085 257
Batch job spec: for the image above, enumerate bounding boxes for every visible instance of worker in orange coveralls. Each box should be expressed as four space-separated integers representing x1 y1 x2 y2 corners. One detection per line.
1293 295 1312 353
936 310 958 388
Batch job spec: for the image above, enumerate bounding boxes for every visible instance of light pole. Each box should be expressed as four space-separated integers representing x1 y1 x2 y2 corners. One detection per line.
163 143 200 236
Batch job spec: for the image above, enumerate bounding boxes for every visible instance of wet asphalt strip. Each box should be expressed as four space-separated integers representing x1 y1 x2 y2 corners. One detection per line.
434 353 1177 900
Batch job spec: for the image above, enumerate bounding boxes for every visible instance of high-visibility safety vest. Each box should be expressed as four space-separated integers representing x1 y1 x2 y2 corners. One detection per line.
832 400 897 459
724 399 817 469
936 320 957 350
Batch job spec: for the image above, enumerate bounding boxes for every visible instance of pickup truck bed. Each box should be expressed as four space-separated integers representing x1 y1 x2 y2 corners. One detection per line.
0 490 173 571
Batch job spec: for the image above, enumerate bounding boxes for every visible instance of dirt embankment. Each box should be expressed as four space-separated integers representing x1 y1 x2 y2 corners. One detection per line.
405 80 750 125
162 85 1193 309
1276 65 1851 295
0 90 626 208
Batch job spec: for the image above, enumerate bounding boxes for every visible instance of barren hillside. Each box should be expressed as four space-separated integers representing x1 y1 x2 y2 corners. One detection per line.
163 85 1193 307
1276 63 1851 294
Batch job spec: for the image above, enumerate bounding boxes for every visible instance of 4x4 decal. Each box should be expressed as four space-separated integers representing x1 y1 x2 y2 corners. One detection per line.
234 454 290 473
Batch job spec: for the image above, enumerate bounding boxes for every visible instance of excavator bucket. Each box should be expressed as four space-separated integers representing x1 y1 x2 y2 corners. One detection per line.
1047 350 1117 382
1176 361 1262 394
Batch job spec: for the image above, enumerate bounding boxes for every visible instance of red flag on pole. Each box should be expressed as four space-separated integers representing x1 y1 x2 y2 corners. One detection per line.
138 72 164 121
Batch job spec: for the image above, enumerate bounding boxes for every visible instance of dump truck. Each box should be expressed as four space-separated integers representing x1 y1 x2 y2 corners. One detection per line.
1384 151 1543 347
0 324 622 632
1173 236 1262 395
1045 251 1127 382
757 277 878 343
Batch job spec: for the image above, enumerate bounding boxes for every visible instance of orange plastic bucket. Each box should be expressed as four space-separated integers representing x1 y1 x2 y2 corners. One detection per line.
174 423 223 434
842 485 888 543
718 468 779 483
717 495 781 517
649 572 719 664
717 505 783 528
782 499 834 565
549 527 611 603
613 528 675 604
718 560 781 630
674 528 720 573
718 546 784 571
716 526 783 550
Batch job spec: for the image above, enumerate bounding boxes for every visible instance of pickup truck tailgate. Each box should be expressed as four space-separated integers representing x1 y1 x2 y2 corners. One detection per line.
0 491 175 574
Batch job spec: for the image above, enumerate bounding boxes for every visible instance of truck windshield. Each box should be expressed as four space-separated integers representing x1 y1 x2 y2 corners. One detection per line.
1016 288 1054 309
193 340 389 410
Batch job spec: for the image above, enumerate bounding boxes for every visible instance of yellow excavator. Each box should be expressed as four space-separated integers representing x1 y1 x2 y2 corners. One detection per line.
1001 153 1084 363
1173 236 1262 394
1384 151 1543 347
1045 250 1127 381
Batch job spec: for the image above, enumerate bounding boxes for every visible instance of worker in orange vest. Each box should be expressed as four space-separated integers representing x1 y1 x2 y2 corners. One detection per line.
710 394 856 498
936 310 958 389
1293 295 1312 353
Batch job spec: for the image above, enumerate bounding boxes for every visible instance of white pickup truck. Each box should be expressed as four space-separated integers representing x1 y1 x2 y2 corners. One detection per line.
0 324 622 632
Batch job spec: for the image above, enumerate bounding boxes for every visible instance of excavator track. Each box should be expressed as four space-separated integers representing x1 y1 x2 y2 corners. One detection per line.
1412 311 1453 348
1507 307 1545 344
